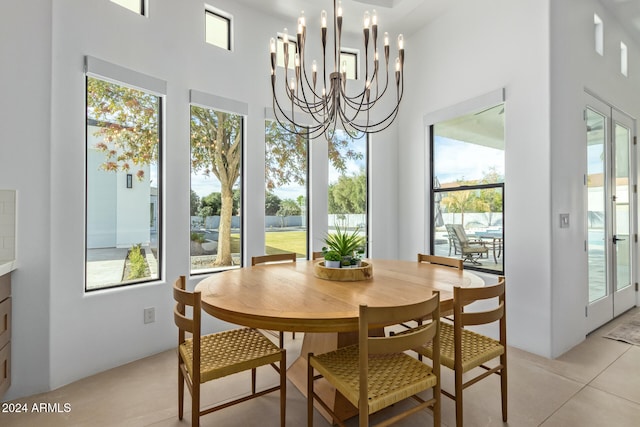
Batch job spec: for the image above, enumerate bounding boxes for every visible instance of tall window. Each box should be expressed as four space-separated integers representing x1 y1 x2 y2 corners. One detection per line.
264 122 309 258
190 105 243 274
205 8 231 50
328 130 368 254
431 104 505 274
85 76 161 290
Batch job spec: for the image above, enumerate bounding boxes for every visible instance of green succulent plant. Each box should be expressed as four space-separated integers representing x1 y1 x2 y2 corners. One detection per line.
322 223 366 258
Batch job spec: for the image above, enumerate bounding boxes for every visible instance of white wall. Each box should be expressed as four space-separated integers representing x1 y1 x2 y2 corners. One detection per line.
0 0 53 400
0 0 401 398
550 0 640 356
398 0 553 356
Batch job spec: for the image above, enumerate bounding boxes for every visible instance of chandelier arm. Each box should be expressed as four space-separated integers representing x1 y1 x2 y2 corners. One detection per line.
340 56 388 107
273 75 339 138
345 66 392 111
343 74 403 134
273 93 330 139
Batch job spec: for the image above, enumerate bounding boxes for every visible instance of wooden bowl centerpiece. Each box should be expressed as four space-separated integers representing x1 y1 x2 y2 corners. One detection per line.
314 261 373 281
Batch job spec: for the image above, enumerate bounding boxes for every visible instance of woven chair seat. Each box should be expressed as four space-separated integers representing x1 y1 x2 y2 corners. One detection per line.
179 328 282 383
311 344 437 414
421 322 504 372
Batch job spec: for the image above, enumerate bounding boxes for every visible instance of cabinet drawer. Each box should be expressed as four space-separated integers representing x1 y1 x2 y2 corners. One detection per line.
0 273 9 301
0 297 10 349
0 342 9 397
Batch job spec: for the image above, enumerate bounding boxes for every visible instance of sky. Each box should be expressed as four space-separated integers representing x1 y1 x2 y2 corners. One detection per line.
433 136 504 184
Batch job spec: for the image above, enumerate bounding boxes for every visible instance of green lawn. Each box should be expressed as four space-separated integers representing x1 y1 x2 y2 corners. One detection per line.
226 231 307 257
265 231 307 257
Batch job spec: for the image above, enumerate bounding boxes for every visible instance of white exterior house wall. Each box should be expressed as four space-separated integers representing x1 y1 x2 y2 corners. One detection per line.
86 125 152 249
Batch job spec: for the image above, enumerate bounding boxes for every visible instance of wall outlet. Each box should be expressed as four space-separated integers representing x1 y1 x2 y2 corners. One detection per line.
143 307 155 324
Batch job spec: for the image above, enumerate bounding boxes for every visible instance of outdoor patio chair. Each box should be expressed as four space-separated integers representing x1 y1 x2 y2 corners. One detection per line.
446 224 488 265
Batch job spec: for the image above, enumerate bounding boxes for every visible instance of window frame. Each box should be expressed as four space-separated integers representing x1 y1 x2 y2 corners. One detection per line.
264 121 310 259
189 90 247 275
425 91 505 275
84 57 166 292
205 7 232 51
327 131 370 257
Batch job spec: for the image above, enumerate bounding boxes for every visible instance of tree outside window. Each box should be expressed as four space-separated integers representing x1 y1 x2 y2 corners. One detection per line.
190 106 242 274
85 76 161 290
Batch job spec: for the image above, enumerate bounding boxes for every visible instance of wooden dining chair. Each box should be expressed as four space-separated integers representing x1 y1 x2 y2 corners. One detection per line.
418 253 463 270
251 252 297 345
394 254 463 336
173 276 286 427
308 292 442 427
311 251 324 260
417 276 507 427
251 252 297 266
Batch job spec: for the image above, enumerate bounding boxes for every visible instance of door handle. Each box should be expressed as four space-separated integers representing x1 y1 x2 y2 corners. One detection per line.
613 235 625 244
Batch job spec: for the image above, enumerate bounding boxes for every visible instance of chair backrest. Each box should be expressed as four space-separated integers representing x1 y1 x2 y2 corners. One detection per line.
453 276 506 343
418 253 463 270
445 224 463 252
173 276 202 382
311 251 324 260
358 292 441 406
451 224 472 246
251 252 297 266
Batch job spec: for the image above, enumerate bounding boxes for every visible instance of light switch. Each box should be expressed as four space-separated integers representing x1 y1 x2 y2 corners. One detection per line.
560 213 570 228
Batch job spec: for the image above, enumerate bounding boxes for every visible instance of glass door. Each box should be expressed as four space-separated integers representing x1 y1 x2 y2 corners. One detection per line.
612 109 636 317
585 93 636 331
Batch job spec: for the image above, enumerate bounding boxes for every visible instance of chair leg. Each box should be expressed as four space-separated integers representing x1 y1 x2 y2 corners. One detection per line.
280 351 287 427
178 364 184 420
501 355 508 422
455 369 463 427
251 368 257 394
307 354 314 427
192 380 200 427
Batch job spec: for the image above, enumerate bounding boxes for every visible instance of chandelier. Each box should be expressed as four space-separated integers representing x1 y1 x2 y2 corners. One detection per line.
269 0 405 139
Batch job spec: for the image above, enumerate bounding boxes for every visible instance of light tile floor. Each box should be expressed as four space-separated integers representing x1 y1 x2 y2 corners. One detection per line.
1 308 639 426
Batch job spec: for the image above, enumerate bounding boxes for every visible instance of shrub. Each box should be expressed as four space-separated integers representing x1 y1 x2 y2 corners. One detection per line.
127 244 148 280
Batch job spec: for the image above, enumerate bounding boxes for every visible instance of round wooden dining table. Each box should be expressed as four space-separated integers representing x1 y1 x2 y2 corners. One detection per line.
195 258 483 332
195 258 483 423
